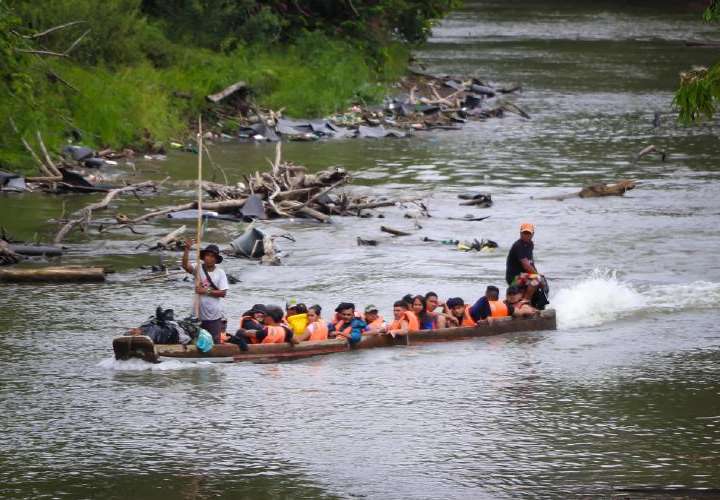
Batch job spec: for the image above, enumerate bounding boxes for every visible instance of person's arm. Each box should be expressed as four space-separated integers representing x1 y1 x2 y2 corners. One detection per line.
390 319 409 335
520 257 537 274
297 324 312 342
206 270 228 298
182 239 195 274
283 326 297 344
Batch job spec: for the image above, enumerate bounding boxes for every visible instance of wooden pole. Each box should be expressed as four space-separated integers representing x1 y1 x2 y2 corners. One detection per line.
194 117 204 318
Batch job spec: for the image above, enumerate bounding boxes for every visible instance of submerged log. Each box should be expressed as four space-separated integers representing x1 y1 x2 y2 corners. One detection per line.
0 266 106 283
537 180 637 201
380 225 413 237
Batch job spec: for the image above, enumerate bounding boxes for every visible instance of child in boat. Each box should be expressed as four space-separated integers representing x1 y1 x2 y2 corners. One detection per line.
256 305 295 344
445 297 477 327
505 286 538 318
330 302 367 344
297 305 329 342
363 304 386 333
411 295 435 330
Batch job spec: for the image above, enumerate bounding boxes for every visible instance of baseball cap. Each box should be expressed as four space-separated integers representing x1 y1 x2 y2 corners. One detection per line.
520 223 535 234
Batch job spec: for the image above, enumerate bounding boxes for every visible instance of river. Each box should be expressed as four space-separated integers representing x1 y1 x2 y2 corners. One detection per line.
1 1 719 498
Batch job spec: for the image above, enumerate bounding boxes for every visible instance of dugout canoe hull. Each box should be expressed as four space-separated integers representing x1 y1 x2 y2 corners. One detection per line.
112 309 556 364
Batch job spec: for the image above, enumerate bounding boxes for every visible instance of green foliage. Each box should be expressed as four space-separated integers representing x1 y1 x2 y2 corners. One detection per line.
676 0 720 123
0 0 457 174
674 64 720 123
703 0 720 22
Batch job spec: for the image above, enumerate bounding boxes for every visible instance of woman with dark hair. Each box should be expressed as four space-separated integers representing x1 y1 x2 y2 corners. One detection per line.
297 305 329 342
411 295 435 330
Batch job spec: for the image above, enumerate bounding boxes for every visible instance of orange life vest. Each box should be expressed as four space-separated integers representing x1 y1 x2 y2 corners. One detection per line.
366 316 385 330
488 300 509 318
308 320 329 341
453 306 475 327
239 315 262 344
262 325 287 344
333 319 352 337
389 311 419 332
405 311 420 331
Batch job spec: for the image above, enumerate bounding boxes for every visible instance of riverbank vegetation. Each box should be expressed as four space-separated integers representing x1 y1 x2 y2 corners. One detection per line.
0 0 459 174
674 0 720 123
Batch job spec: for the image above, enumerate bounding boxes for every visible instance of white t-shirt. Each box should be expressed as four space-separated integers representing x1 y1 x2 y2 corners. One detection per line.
191 264 229 321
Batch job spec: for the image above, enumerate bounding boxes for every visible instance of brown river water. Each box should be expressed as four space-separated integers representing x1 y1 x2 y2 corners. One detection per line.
1 1 720 498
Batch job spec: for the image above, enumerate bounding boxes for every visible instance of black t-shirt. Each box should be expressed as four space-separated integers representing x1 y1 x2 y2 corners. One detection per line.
506 239 534 285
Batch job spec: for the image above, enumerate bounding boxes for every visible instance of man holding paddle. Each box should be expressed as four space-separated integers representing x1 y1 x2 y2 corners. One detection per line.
182 239 228 343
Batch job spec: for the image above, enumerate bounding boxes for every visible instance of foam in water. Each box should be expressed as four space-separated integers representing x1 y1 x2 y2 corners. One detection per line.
553 270 720 330
97 357 214 371
553 269 646 329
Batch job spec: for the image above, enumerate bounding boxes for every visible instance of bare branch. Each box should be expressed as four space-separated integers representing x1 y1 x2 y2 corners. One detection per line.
24 21 86 39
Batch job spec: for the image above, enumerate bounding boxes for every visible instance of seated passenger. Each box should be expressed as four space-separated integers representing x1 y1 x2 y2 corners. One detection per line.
297 305 329 342
469 286 510 321
445 297 477 327
411 295 435 330
287 302 309 337
363 304 386 333
256 305 295 344
387 300 411 335
229 304 267 347
330 302 367 345
425 291 451 328
506 286 538 318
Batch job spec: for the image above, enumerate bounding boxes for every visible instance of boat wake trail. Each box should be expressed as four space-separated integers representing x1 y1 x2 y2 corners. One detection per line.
553 269 720 330
96 357 214 371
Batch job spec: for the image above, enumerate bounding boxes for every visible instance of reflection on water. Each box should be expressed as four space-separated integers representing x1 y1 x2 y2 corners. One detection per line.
1 0 720 498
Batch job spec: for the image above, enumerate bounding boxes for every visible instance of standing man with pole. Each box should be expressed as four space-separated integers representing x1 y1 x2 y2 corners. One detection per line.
179 117 229 343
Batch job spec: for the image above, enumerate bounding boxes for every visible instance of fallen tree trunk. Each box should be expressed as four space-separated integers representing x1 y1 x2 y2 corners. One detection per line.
0 266 106 283
207 81 247 103
537 180 637 201
8 245 63 257
152 225 186 250
381 225 413 237
54 181 156 243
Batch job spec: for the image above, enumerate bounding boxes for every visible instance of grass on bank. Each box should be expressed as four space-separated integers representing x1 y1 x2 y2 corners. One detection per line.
1 33 409 176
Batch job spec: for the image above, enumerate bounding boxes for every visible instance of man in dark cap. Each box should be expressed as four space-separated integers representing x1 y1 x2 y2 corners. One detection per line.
182 239 229 343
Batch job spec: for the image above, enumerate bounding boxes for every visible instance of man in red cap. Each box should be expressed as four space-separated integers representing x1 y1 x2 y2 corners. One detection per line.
506 223 543 303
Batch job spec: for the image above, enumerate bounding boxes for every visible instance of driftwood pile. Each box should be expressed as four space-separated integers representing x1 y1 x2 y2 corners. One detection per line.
203 69 528 143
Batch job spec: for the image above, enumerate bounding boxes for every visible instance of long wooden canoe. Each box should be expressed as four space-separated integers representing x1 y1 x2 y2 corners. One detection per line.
112 309 556 364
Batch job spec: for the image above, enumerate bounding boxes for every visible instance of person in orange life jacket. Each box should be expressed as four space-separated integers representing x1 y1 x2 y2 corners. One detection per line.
469 286 510 321
181 239 228 343
384 300 413 334
363 304 386 334
445 297 477 327
506 286 538 318
253 305 295 344
398 295 421 330
228 304 267 349
411 295 435 330
296 305 330 342
329 302 366 344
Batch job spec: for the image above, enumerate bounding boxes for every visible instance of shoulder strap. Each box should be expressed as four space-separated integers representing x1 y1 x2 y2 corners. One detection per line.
201 264 219 290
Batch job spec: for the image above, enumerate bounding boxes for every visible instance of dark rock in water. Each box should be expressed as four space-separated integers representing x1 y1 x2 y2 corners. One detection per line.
62 145 94 161
458 193 493 208
463 95 483 109
444 79 465 91
60 168 94 187
357 125 406 139
83 157 105 168
470 84 496 97
357 237 379 246
0 171 26 192
230 227 265 258
240 194 267 220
